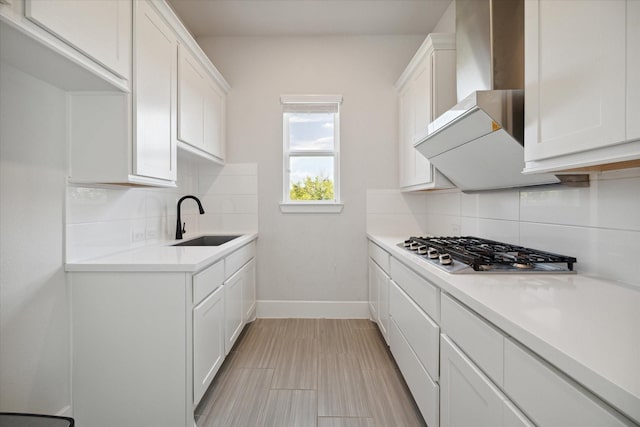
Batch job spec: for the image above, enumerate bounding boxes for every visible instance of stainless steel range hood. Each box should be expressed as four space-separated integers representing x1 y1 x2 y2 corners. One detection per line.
414 0 559 191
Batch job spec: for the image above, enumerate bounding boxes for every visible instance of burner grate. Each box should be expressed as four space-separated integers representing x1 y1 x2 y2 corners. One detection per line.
408 236 576 272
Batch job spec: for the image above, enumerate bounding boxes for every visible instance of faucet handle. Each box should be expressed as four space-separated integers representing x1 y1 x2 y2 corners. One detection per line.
182 222 186 234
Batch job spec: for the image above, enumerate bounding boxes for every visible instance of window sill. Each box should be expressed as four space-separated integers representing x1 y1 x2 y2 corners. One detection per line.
279 202 344 214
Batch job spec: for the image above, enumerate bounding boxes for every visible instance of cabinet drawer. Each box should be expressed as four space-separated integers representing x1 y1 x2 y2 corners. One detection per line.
368 241 390 274
504 338 634 426
225 241 256 279
389 280 439 381
193 259 224 304
441 293 504 386
390 257 440 322
389 318 439 427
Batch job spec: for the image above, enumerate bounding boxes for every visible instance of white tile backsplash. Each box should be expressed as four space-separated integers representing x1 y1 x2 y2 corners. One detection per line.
66 161 259 262
417 168 640 287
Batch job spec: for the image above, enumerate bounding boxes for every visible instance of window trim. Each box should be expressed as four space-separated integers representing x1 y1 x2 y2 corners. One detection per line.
280 94 343 213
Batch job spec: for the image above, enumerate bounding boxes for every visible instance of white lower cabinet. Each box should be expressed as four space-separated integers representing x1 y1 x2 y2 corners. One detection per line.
504 339 635 426
242 258 256 322
368 260 379 321
368 242 391 342
69 238 257 426
389 318 439 427
374 261 390 343
193 284 224 404
224 266 244 354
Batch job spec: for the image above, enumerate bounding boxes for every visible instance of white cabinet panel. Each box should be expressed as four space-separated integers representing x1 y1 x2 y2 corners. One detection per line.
628 0 640 141
504 338 634 426
375 262 390 343
390 257 440 322
368 241 390 274
389 280 439 381
203 79 225 160
224 268 244 354
368 260 379 321
134 0 176 181
397 33 455 191
503 401 535 427
242 258 256 322
25 0 131 80
440 334 504 427
193 260 224 304
441 293 504 386
225 241 256 279
389 319 439 427
525 0 626 161
193 285 224 404
178 45 205 148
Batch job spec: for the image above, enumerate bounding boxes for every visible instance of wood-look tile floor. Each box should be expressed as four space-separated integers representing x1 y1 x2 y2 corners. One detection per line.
195 319 426 427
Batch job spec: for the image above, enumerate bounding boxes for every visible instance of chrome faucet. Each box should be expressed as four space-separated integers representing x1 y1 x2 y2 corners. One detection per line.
176 195 205 240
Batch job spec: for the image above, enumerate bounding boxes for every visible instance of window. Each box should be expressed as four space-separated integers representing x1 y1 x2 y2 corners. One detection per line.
280 95 343 213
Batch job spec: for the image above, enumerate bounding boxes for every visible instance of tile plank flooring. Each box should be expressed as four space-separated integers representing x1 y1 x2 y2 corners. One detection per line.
196 319 426 427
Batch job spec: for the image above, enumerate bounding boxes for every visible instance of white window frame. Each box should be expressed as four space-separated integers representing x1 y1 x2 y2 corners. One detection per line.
280 94 343 213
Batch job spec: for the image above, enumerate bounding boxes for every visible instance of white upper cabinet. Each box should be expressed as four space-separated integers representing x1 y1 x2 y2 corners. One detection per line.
628 0 640 141
396 33 456 191
25 0 131 81
524 0 640 173
133 0 177 182
177 44 227 164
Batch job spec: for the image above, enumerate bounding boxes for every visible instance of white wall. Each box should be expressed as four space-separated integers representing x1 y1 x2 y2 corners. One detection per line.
197 35 423 314
0 63 70 415
433 0 455 33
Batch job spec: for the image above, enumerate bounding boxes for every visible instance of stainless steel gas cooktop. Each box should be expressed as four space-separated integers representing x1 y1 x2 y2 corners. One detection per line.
399 236 577 274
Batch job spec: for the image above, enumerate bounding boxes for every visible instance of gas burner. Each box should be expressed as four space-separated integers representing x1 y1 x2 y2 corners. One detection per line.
398 236 576 274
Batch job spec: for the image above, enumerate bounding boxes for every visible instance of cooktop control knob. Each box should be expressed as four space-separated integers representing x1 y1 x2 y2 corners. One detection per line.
417 245 427 255
403 239 412 247
427 247 439 259
409 242 420 251
439 253 453 265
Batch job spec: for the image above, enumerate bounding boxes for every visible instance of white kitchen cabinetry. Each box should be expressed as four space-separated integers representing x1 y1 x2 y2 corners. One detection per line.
396 33 456 191
133 0 176 182
69 238 258 426
524 0 640 174
242 258 256 322
224 241 257 353
440 334 533 427
25 0 131 81
0 0 130 91
368 242 390 342
192 260 225 405
68 0 177 187
193 285 224 404
504 339 635 427
177 44 227 164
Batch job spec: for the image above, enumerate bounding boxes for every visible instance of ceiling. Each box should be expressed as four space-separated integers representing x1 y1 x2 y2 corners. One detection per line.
167 0 452 38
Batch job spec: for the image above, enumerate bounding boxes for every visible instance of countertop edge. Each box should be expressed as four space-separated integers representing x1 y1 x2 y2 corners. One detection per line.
65 233 258 273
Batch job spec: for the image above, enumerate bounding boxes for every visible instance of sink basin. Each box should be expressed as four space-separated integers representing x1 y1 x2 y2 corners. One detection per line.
173 235 241 247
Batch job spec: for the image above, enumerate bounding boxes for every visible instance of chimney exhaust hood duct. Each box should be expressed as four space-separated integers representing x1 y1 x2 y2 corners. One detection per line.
414 0 559 191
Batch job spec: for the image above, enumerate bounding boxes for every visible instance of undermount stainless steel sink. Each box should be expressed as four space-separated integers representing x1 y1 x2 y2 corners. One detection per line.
173 235 241 247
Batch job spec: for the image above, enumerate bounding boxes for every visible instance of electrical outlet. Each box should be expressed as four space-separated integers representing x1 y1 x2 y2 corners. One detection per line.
145 229 159 240
131 230 145 242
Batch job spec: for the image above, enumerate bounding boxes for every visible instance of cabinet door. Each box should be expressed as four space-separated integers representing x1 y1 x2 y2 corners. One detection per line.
203 80 226 160
376 263 390 343
368 260 379 321
133 0 177 182
178 45 205 149
628 0 640 141
440 334 504 427
242 258 256 322
411 54 433 185
398 86 414 188
193 285 224 405
224 269 244 354
525 0 626 162
25 0 131 80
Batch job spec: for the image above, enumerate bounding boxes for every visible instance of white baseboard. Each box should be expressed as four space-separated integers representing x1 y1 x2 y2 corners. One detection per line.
256 300 369 318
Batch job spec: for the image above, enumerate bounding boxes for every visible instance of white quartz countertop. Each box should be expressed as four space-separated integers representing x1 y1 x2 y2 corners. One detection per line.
65 233 258 273
368 234 640 424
